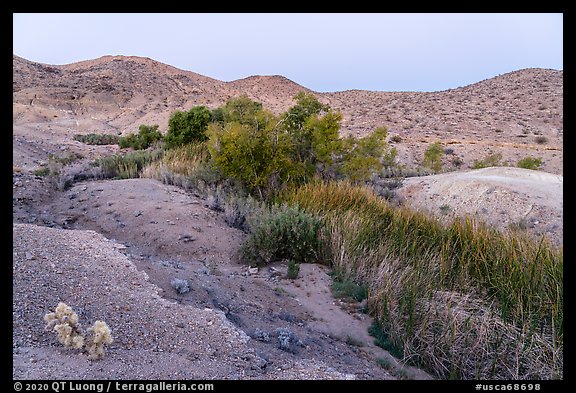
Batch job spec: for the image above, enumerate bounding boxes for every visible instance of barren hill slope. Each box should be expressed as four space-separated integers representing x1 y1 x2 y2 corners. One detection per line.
13 55 562 174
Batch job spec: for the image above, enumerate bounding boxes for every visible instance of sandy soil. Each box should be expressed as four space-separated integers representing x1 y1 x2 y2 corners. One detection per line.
397 167 563 246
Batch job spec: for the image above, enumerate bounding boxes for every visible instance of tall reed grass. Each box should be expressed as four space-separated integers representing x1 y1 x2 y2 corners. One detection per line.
282 180 562 379
96 149 163 179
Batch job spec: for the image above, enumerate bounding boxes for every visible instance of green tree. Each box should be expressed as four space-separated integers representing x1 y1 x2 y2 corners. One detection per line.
341 127 397 182
207 114 302 198
283 92 328 133
422 142 444 173
280 93 343 179
221 95 264 128
165 106 212 149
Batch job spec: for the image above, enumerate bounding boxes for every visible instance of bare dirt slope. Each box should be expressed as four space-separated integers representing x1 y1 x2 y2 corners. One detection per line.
397 167 563 246
14 178 414 380
13 223 361 380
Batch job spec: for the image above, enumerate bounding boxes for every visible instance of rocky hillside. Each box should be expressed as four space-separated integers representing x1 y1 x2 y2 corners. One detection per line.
13 55 563 174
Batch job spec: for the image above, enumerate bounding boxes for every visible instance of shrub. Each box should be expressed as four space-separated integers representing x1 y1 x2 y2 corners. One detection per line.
389 135 403 143
534 136 548 145
341 127 397 182
171 278 190 294
96 149 163 179
165 106 212 148
422 142 444 173
73 133 119 145
33 167 50 177
517 156 543 170
287 260 300 279
119 125 163 150
331 273 368 302
223 195 263 232
472 152 503 169
240 204 323 266
207 118 302 199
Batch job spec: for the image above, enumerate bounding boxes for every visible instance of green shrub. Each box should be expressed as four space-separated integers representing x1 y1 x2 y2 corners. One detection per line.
517 156 543 170
331 273 368 302
73 133 119 145
287 260 300 279
422 142 444 173
165 106 212 148
472 152 503 169
341 127 397 182
240 204 323 266
207 116 303 199
33 167 50 177
119 125 163 150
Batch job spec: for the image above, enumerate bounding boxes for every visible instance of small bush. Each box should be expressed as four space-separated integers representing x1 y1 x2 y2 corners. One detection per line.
472 152 503 169
451 157 464 168
171 278 190 294
517 156 543 170
33 167 50 177
287 260 300 279
96 149 163 179
165 106 212 149
240 204 323 266
73 133 120 145
331 274 368 302
422 142 444 173
119 125 163 150
224 195 263 232
534 136 548 145
389 135 403 143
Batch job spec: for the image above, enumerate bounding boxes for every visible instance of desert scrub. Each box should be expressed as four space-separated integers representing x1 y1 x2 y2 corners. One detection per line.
44 302 113 360
240 204 323 266
517 156 543 170
287 260 300 279
472 152 504 169
73 133 119 145
171 278 190 294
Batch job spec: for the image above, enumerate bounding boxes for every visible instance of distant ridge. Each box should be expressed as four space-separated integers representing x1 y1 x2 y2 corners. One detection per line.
13 54 563 174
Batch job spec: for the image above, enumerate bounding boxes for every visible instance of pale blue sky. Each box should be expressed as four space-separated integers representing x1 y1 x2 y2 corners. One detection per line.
13 13 563 93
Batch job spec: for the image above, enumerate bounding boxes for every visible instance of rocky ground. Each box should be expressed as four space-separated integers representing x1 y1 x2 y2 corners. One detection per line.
14 173 432 380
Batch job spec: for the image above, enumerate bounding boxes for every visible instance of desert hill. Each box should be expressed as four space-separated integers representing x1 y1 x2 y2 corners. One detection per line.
13 55 562 174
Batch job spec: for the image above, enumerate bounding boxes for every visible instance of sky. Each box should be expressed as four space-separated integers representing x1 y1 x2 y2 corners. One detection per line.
13 13 563 93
